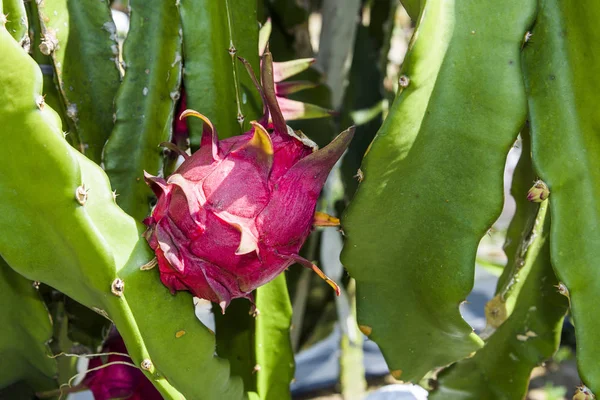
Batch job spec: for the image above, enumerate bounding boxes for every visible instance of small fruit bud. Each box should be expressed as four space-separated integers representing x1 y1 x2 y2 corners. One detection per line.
527 180 550 202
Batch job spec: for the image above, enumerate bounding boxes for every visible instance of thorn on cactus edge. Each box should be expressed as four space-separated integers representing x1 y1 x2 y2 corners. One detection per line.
354 168 364 182
249 306 260 317
75 184 89 206
39 32 58 56
36 95 46 110
555 282 569 297
140 359 153 372
399 75 410 88
111 278 125 297
573 384 595 400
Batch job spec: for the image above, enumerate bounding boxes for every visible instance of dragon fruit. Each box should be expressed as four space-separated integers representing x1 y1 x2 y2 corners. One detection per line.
83 328 161 400
143 51 353 312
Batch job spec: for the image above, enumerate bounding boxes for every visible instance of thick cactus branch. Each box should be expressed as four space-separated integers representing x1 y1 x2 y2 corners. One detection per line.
2 0 28 46
254 276 294 399
342 0 536 381
0 26 243 400
0 257 57 394
524 0 600 391
103 0 183 222
431 200 568 399
180 0 261 146
36 0 121 164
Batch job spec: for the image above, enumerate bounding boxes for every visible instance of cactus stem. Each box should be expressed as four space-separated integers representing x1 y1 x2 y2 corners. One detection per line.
111 278 125 297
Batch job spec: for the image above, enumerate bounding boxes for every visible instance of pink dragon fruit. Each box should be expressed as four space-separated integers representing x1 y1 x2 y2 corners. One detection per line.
83 328 161 400
143 51 353 312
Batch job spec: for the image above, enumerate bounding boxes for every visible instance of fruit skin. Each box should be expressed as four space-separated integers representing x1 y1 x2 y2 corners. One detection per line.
84 329 162 400
144 52 354 311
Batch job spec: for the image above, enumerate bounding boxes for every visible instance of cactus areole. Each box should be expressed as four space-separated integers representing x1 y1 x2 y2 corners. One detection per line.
143 52 353 312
